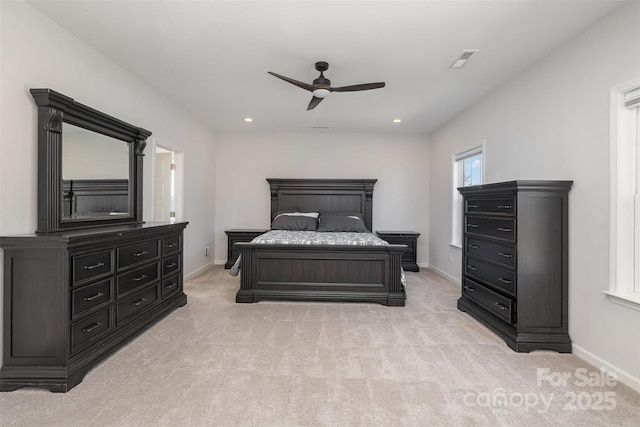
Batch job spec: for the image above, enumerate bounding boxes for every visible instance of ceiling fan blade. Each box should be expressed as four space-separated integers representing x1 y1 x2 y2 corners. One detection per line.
268 71 314 91
307 96 324 111
330 82 386 92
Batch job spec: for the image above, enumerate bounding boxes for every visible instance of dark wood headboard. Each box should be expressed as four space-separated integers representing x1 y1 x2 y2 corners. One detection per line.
267 178 377 231
62 179 129 217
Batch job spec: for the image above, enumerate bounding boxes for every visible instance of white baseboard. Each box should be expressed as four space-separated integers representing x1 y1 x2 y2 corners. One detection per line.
427 264 461 285
573 343 640 394
184 261 216 280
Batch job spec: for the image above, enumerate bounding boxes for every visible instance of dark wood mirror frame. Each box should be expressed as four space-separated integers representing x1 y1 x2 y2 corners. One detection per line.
30 88 151 233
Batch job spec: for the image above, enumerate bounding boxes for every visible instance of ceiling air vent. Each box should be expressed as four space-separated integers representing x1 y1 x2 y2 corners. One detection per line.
450 50 479 69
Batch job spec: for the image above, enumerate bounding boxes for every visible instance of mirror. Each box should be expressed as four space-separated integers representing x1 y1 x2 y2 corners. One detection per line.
31 88 151 233
62 123 131 220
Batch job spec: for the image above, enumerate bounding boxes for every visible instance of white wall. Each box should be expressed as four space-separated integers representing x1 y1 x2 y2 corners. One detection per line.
429 2 640 391
0 2 217 363
213 132 430 265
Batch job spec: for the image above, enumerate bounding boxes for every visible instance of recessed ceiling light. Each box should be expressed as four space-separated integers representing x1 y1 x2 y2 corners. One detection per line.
393 119 402 123
450 49 479 69
244 117 253 122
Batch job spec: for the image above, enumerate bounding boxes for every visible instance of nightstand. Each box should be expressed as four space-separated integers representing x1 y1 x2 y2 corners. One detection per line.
224 229 268 269
376 231 421 272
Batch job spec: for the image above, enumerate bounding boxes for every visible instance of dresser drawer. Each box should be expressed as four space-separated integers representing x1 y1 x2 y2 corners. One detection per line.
162 235 181 256
465 216 516 242
466 198 515 216
163 255 180 276
161 275 181 299
117 263 159 296
463 278 515 324
117 284 159 324
466 237 516 269
73 250 113 284
118 240 159 269
71 307 113 354
465 257 515 295
72 278 113 318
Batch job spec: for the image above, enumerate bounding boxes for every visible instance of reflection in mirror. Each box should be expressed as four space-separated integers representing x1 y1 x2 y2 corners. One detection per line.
62 123 131 220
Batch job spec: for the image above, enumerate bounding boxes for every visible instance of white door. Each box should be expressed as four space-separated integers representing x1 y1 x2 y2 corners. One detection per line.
154 152 174 222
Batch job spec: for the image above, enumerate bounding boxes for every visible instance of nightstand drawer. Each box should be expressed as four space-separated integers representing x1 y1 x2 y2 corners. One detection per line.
466 198 515 216
463 278 515 324
225 229 268 269
72 278 113 318
118 240 159 269
73 250 113 284
465 216 515 242
465 237 516 268
465 257 515 295
117 263 159 296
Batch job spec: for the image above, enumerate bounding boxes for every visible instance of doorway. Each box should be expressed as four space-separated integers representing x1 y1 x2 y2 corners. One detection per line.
153 145 183 223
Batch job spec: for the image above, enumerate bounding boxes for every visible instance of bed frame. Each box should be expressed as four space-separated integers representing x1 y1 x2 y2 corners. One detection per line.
234 178 406 306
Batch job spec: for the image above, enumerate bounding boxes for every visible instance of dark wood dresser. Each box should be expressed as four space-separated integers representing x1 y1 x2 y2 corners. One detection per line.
457 181 572 353
0 221 188 392
376 231 420 272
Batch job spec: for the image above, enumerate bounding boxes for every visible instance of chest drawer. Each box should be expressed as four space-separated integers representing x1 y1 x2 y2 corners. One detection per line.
466 198 515 216
117 284 159 324
118 240 159 269
466 237 516 269
71 307 114 354
465 257 515 295
465 216 515 242
462 278 515 324
117 263 159 296
163 255 180 276
161 275 180 299
72 278 113 318
73 250 113 284
162 235 181 256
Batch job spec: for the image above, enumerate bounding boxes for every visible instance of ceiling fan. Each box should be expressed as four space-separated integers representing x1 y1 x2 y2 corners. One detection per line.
268 61 385 111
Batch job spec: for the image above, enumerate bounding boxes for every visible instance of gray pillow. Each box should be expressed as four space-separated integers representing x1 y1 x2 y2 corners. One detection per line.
317 214 368 232
271 215 318 231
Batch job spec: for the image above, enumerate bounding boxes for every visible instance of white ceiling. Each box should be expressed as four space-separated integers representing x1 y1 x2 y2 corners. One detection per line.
27 0 626 134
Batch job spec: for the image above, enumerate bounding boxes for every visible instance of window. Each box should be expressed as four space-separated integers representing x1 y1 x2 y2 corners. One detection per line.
451 143 484 247
607 79 640 311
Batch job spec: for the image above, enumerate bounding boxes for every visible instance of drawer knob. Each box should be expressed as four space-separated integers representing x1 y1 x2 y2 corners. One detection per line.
83 292 105 302
497 252 513 258
166 243 177 248
463 285 475 292
468 244 479 249
133 250 148 257
468 204 479 208
132 274 148 282
165 262 178 268
82 321 103 333
467 224 479 228
498 205 513 209
493 302 508 310
84 262 105 271
165 282 177 289
498 277 512 284
132 298 148 307
468 265 479 271
497 227 512 232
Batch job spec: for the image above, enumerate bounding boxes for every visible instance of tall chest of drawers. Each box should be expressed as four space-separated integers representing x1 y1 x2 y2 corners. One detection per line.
457 181 572 353
0 221 188 392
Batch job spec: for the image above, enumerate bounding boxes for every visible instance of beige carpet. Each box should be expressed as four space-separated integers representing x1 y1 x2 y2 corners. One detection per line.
0 266 638 426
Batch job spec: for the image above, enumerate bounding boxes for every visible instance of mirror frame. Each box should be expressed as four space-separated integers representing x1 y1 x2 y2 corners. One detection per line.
31 88 151 233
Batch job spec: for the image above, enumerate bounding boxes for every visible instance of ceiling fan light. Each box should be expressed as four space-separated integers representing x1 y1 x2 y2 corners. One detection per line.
312 88 330 98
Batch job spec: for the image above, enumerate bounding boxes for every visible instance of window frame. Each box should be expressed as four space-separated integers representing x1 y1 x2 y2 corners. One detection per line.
450 141 485 248
606 78 640 311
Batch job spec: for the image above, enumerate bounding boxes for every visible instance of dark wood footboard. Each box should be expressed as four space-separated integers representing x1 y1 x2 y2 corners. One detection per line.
235 243 406 306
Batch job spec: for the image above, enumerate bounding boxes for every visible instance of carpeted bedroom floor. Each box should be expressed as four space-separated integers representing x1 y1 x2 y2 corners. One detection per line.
0 266 638 426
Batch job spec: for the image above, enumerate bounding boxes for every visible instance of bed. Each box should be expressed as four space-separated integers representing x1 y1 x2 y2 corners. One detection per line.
233 178 407 307
62 179 129 218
